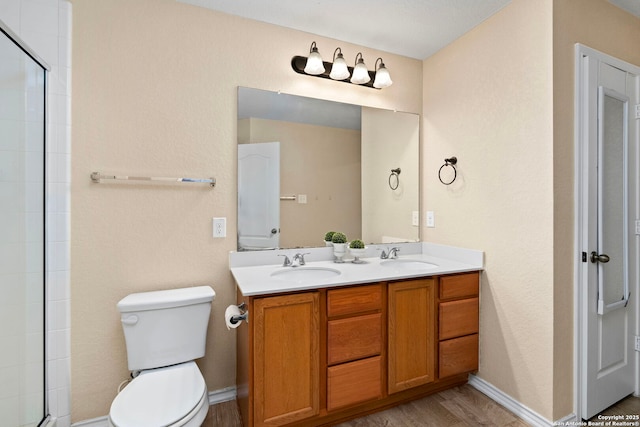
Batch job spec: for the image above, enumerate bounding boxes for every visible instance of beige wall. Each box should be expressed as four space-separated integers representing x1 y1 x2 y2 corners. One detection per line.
553 0 640 419
71 0 422 421
423 0 640 421
71 0 640 422
239 117 362 248
423 0 555 419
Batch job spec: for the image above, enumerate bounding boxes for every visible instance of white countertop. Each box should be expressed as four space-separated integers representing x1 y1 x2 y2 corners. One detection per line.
230 242 483 297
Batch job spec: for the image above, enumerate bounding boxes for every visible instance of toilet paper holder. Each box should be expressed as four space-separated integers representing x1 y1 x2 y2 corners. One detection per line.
230 302 248 325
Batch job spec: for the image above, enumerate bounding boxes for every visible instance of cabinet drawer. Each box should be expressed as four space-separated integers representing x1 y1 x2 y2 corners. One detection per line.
327 356 382 411
439 334 478 378
439 297 479 340
327 284 382 317
439 272 479 300
328 313 382 365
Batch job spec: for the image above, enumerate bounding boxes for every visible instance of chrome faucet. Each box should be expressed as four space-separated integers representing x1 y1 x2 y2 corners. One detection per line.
292 252 310 266
277 254 292 267
380 247 401 259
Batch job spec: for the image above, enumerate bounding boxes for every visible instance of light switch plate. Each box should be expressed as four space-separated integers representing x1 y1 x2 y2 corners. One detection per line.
298 194 307 204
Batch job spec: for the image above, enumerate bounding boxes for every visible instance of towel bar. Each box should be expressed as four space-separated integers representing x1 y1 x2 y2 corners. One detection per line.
91 172 216 187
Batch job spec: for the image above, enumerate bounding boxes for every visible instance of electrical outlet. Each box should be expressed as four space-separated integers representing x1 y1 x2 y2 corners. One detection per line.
426 211 435 228
298 194 307 204
412 211 419 226
213 217 226 238
635 336 640 352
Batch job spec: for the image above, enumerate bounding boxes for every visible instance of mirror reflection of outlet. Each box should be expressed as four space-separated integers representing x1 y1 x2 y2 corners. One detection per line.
412 211 419 227
426 211 435 228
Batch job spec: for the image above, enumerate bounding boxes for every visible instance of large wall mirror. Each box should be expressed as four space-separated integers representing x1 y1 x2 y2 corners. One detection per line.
237 87 419 250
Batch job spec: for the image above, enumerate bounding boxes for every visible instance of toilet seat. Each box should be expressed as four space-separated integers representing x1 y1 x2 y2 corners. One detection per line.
109 361 208 427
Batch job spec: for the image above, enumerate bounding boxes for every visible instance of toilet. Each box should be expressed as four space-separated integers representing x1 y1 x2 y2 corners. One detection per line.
108 286 215 427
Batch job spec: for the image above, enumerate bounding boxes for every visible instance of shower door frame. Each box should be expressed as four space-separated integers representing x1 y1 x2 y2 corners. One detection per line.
0 18 51 427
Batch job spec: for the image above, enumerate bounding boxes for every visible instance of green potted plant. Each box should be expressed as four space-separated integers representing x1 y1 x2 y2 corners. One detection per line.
324 231 335 247
348 239 367 263
331 232 348 262
349 239 365 249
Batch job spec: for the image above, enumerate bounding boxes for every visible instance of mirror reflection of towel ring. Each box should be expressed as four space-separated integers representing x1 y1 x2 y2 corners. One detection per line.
389 168 401 190
438 157 457 185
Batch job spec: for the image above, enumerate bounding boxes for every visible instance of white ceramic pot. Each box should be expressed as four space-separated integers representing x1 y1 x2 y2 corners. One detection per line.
332 243 347 262
349 247 367 263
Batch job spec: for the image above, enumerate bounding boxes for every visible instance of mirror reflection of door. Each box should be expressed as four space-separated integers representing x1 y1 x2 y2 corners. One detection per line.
237 142 280 250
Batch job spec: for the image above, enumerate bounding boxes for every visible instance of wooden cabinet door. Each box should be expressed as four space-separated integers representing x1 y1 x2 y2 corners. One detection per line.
327 356 382 411
388 279 435 394
439 297 479 340
254 293 320 426
439 334 479 378
327 313 382 365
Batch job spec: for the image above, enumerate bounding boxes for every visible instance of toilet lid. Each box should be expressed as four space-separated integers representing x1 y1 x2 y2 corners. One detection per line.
110 361 206 427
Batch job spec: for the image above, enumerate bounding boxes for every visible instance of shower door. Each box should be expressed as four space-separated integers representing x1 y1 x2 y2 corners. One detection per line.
0 24 48 427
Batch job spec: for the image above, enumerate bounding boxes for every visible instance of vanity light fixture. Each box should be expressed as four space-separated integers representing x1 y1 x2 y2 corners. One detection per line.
329 48 350 81
291 42 393 89
303 41 325 75
350 52 371 85
373 58 393 89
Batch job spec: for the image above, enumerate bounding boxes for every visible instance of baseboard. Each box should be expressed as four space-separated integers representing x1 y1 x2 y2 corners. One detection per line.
71 416 108 427
208 385 237 405
468 374 577 427
71 386 238 427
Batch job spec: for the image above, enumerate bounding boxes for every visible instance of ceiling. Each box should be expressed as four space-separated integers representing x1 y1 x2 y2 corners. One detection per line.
178 0 639 60
238 87 362 130
178 0 512 60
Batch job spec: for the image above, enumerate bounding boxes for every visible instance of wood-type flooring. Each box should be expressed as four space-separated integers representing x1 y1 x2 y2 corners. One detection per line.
202 385 640 426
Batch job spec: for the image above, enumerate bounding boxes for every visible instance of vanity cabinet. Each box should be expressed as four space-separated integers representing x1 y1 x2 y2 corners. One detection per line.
388 278 435 393
437 272 479 378
326 284 383 410
249 292 320 427
236 271 480 427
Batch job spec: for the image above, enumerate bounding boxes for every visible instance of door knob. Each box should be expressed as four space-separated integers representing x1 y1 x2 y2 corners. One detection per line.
271 228 278 235
590 251 610 263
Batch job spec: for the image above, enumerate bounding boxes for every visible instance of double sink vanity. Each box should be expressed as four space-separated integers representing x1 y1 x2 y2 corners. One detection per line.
230 242 483 427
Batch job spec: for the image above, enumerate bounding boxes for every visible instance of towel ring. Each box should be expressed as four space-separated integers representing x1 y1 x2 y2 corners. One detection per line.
438 157 457 185
389 168 401 190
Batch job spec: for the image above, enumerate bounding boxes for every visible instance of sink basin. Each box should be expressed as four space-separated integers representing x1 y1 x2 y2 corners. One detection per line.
270 267 341 283
380 259 438 271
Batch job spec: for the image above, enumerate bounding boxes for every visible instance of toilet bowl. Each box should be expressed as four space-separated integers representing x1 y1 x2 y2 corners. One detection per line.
108 362 208 427
108 286 215 427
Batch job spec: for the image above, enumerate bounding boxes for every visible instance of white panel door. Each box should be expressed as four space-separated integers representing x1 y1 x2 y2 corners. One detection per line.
581 59 638 420
238 142 280 250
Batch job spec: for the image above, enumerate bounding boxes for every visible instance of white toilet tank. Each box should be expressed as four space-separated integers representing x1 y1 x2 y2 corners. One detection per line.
117 286 215 371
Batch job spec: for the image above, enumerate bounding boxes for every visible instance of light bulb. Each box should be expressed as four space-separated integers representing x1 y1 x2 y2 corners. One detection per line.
329 48 350 80
304 42 325 75
373 59 393 88
350 53 370 85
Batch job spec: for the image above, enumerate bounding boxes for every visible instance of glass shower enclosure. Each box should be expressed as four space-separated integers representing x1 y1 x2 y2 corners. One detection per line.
0 21 49 427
